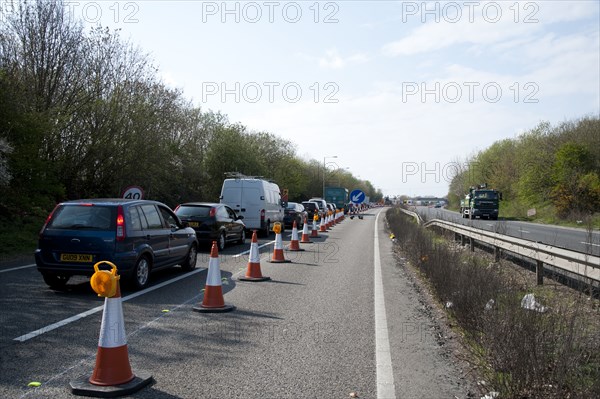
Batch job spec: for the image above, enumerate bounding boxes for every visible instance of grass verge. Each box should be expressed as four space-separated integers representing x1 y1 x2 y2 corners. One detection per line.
386 207 600 398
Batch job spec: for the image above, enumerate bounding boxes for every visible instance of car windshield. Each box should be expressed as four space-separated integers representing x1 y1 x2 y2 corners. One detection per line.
176 205 212 218
48 205 115 230
286 203 297 209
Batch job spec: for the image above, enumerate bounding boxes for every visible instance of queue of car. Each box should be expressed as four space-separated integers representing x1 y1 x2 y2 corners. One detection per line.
34 177 350 291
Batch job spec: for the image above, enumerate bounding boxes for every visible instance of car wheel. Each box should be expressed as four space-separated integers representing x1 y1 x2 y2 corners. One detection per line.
181 243 198 272
218 232 226 251
237 229 246 245
42 273 70 290
130 256 151 290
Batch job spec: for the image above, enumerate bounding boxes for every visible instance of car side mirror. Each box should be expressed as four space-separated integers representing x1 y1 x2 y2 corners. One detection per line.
237 215 244 220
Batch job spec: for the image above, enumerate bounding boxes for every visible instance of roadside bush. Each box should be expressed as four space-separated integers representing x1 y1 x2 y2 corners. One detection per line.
386 207 600 398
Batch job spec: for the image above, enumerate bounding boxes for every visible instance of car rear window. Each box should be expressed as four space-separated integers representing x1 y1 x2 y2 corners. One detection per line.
176 205 212 218
48 205 116 230
302 202 316 210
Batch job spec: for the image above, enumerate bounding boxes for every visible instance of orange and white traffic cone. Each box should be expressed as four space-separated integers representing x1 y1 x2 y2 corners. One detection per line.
70 263 152 396
319 213 327 232
287 220 304 251
269 224 291 263
240 231 270 282
193 241 235 312
300 216 312 243
311 215 320 238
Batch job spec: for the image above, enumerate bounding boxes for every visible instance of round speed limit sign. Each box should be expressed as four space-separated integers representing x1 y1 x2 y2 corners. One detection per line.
122 186 144 200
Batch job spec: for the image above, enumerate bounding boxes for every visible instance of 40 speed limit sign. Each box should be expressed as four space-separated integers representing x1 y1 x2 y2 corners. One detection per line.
122 186 144 200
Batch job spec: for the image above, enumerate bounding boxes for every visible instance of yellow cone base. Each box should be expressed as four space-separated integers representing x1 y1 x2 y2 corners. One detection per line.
70 371 153 398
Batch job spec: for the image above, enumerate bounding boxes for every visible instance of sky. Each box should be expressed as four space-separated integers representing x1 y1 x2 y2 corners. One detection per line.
70 0 599 197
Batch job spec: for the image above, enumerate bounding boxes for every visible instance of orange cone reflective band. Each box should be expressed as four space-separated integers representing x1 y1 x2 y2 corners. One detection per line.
240 231 270 281
193 242 235 312
287 220 304 251
269 230 291 263
300 216 312 243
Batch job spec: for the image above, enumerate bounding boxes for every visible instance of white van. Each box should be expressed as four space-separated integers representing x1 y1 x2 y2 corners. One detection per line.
220 177 285 236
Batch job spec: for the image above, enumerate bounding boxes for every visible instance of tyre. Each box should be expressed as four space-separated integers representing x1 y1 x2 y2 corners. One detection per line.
42 273 70 289
181 243 198 272
217 232 226 251
237 229 246 245
129 256 151 290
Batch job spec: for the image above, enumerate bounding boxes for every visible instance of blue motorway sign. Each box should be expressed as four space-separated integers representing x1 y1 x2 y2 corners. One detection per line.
349 189 366 204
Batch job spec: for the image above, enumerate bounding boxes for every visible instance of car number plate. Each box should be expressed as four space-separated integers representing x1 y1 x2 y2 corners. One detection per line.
60 253 93 262
188 222 200 227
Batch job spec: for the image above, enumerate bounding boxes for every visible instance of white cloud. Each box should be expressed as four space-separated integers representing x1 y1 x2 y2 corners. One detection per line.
297 49 369 69
381 1 598 56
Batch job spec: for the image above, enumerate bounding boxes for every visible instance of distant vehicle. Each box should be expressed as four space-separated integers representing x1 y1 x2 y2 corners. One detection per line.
460 184 501 220
324 186 349 209
301 201 320 222
308 198 328 214
35 199 198 290
175 202 245 250
283 202 307 229
220 176 285 236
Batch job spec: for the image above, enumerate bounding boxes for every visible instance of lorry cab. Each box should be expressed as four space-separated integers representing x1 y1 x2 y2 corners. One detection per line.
220 177 285 236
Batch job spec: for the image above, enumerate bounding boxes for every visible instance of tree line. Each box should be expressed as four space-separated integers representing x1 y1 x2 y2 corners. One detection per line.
448 116 600 221
0 0 382 219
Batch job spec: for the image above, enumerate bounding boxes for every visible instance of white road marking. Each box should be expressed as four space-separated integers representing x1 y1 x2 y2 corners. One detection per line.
14 240 279 342
14 267 207 342
520 230 530 234
0 263 36 273
580 242 600 248
374 211 396 398
232 240 275 258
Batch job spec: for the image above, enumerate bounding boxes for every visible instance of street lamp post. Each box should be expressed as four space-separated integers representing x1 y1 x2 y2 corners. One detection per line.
323 155 338 198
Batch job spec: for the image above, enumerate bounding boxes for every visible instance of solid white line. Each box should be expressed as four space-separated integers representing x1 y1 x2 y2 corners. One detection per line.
14 267 206 342
374 211 396 398
232 240 275 258
580 242 600 248
0 263 36 273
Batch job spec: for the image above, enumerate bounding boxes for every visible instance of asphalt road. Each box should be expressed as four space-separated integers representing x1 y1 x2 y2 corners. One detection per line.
0 209 474 399
416 206 600 256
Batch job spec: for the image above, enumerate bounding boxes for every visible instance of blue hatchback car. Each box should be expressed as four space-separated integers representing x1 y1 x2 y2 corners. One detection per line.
35 199 198 290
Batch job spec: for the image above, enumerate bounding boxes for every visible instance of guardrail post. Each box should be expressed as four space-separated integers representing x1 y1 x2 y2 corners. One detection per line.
494 246 500 262
470 237 475 252
536 260 544 285
460 234 466 246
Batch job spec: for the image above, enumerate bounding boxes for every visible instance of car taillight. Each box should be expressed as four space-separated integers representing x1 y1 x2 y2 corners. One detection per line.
39 204 59 237
260 209 265 221
174 205 180 212
209 207 217 217
116 205 126 241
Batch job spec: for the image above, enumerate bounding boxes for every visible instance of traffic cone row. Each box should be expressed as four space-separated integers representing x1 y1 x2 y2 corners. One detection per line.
73 209 349 396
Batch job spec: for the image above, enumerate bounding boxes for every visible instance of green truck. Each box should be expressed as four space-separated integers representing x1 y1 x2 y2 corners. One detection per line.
324 187 349 209
460 184 502 220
